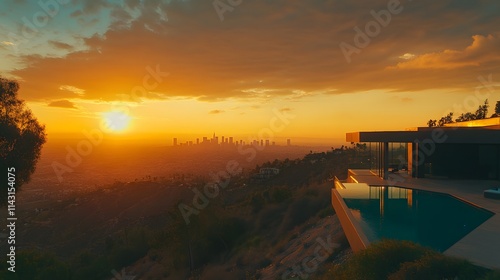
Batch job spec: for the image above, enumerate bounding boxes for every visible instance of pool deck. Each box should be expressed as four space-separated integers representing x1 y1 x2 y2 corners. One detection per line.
346 169 500 270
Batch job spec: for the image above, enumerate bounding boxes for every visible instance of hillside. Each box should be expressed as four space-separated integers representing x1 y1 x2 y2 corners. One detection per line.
0 146 365 279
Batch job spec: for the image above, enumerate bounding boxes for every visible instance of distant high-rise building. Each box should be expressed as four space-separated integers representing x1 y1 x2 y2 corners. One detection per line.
287 139 291 146
240 140 243 145
203 137 208 143
229 137 233 144
173 138 177 146
265 139 270 146
260 140 264 146
196 138 200 145
272 141 276 146
221 136 225 144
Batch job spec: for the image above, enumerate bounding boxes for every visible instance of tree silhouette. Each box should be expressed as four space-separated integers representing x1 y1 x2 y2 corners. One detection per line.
427 119 437 127
474 99 489 119
492 101 500 117
437 112 453 127
1 77 46 205
455 100 489 122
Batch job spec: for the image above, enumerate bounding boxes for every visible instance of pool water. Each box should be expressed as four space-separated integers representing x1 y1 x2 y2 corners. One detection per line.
338 185 494 252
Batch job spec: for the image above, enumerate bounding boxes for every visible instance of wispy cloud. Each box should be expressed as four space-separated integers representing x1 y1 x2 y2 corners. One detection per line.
59 85 85 96
49 41 74 51
209 109 224 114
48 99 78 109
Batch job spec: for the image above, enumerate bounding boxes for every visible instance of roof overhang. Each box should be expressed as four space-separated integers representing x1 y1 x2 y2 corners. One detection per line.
346 127 500 144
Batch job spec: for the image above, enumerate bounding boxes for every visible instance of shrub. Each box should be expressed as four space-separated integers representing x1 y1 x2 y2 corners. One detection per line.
270 187 292 203
325 240 434 280
0 249 70 280
316 240 493 280
389 254 488 280
482 270 500 280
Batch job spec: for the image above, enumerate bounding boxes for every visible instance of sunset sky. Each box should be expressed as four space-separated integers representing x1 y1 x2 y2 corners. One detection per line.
1 0 499 145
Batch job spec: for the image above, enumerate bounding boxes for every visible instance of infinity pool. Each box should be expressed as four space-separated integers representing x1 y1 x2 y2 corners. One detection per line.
338 184 494 252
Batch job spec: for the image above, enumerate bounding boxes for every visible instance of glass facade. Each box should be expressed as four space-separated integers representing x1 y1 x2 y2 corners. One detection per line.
368 142 408 178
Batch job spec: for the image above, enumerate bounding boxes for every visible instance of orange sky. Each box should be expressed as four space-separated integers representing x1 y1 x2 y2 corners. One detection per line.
1 1 499 146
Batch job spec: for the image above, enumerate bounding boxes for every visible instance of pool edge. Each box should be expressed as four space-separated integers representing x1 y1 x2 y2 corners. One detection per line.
331 186 370 252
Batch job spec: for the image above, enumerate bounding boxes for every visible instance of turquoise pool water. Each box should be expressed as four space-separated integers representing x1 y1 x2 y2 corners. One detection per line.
338 185 494 252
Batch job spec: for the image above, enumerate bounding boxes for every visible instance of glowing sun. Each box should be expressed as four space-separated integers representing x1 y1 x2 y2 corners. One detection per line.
102 111 131 132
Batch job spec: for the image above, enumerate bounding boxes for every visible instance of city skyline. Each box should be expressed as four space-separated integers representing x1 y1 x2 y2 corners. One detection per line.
172 133 292 147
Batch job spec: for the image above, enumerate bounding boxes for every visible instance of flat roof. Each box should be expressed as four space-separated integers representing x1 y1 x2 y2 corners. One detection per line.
346 127 500 144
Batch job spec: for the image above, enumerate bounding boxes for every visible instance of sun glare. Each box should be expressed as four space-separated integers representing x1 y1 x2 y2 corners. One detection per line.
102 111 131 132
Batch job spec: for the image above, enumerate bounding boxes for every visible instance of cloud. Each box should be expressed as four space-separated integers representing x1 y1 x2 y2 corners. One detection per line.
209 110 224 114
399 53 416 60
6 1 500 102
391 34 500 70
49 41 74 51
279 107 292 112
59 85 85 96
47 99 78 109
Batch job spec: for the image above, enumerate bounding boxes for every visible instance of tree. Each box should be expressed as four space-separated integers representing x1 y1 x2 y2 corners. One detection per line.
455 112 475 122
1 77 46 205
474 99 488 119
492 101 500 117
438 112 453 126
455 99 489 122
427 119 437 127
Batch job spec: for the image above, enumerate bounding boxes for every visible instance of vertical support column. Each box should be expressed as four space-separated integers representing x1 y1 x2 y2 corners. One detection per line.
383 142 389 180
379 142 383 178
411 142 425 178
407 142 413 176
411 142 418 177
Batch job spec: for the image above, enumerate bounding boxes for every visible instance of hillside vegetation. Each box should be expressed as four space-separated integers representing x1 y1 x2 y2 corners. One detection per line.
0 145 364 279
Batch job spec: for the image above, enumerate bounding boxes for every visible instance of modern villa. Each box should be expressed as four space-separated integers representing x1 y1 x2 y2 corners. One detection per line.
346 117 500 180
332 118 500 270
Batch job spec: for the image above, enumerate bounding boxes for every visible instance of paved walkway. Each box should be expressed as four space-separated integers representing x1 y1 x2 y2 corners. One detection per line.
348 169 500 270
